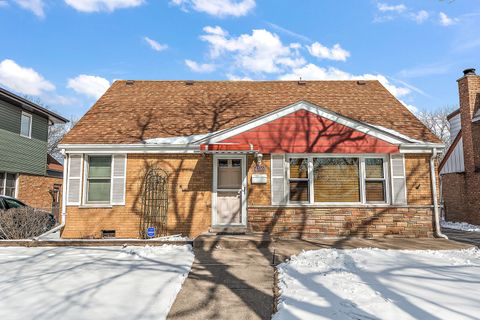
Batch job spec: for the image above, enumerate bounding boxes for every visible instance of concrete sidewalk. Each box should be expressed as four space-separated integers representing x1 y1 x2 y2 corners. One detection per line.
167 234 473 320
443 228 480 246
167 246 274 320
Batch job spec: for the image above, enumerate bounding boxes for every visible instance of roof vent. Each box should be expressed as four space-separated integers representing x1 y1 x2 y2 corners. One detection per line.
125 80 135 85
357 80 366 85
185 80 194 85
463 68 476 76
297 78 306 85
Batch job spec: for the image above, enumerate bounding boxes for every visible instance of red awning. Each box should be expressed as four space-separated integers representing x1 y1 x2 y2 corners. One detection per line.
200 143 258 152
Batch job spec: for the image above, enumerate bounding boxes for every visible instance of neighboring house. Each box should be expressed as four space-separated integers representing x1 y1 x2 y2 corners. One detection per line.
59 80 443 239
440 68 480 224
0 87 68 216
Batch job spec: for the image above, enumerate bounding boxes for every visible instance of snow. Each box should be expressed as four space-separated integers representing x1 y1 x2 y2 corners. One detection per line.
441 220 480 232
144 133 211 145
0 245 194 320
274 248 480 320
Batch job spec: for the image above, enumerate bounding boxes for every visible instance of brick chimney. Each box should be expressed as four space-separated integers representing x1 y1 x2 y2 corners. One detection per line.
457 68 480 172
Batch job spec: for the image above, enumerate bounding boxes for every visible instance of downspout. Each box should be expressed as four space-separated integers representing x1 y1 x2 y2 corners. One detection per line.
35 151 68 240
430 148 448 239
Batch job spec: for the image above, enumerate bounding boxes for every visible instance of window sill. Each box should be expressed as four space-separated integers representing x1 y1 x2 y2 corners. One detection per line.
78 204 113 209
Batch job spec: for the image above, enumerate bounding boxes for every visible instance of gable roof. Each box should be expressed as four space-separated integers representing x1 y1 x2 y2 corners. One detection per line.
0 87 68 124
61 80 440 145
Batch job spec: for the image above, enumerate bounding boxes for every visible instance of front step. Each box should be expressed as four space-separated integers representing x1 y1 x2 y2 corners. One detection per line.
208 225 248 235
194 232 272 249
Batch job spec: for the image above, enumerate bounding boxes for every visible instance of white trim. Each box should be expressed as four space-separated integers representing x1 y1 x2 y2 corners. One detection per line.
111 154 127 205
20 111 32 139
59 144 200 154
212 154 247 227
66 154 83 206
83 154 113 206
198 101 414 145
270 154 287 205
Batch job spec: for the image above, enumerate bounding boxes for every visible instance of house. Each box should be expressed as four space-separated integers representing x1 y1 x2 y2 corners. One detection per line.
440 68 480 224
58 80 444 239
0 87 68 217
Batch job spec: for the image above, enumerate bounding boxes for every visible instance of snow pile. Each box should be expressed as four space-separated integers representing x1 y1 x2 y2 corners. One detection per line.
274 248 480 320
441 220 480 232
0 245 194 320
148 234 192 241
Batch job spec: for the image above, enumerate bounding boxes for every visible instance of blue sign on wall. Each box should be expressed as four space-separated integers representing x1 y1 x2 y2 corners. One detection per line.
147 227 155 238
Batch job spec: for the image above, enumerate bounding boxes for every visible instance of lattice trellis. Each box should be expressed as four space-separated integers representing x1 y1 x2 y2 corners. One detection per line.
139 168 168 238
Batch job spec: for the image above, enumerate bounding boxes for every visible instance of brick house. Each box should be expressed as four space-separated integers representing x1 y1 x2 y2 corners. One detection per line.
440 68 480 224
58 80 444 239
0 87 67 216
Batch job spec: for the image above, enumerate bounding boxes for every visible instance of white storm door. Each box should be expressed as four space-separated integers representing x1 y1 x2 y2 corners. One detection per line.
213 155 247 226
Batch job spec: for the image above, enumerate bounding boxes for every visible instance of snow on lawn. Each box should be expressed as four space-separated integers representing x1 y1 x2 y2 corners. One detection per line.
274 248 480 320
0 245 194 320
441 220 480 232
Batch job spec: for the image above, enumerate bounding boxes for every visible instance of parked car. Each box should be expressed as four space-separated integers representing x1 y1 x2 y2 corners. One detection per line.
0 195 56 229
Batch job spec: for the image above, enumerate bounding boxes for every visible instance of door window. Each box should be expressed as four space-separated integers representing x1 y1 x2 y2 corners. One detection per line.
217 159 242 189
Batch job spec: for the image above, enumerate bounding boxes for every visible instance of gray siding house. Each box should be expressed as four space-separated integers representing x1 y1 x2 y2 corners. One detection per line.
0 87 67 210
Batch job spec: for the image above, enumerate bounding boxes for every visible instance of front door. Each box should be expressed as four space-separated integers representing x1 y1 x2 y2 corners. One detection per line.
213 155 247 226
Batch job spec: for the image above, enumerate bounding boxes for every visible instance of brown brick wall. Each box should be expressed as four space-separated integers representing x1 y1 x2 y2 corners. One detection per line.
62 154 212 239
405 154 436 205
63 152 436 239
17 174 62 211
441 73 480 224
248 207 434 238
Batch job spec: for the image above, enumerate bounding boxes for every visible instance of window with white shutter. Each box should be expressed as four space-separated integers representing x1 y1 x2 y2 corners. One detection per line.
271 154 287 205
391 154 407 205
111 154 127 205
67 154 83 205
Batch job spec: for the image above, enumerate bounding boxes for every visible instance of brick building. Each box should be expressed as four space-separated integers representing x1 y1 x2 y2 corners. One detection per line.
440 68 480 224
59 80 444 239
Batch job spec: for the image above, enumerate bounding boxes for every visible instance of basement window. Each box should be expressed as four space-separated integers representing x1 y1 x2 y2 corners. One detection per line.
101 230 116 238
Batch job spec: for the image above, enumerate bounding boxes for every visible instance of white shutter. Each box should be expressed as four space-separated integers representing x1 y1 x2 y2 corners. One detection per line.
271 154 287 205
391 154 407 205
67 154 83 205
111 154 126 205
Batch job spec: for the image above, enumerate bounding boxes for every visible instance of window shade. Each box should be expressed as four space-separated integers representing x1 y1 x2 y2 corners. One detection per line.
111 154 127 205
391 154 407 205
67 154 83 205
313 158 360 202
271 154 286 205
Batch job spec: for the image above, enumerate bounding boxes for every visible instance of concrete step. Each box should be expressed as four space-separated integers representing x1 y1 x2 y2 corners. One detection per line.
208 225 248 234
194 233 273 250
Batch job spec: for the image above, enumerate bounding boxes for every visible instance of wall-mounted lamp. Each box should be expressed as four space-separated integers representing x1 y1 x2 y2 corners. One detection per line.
256 153 263 166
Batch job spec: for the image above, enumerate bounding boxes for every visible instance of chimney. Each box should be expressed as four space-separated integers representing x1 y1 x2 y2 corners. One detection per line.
457 68 480 172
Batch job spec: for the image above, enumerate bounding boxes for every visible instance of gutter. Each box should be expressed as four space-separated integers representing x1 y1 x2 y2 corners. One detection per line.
34 151 68 240
430 148 448 239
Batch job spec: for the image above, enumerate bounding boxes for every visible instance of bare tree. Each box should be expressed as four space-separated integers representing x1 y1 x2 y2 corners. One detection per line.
416 106 456 145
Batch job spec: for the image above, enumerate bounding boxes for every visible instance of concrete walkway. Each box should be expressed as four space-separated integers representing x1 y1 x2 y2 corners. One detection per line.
167 234 472 320
443 228 480 246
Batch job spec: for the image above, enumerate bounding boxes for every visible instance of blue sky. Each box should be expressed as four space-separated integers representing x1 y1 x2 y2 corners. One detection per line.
0 0 479 119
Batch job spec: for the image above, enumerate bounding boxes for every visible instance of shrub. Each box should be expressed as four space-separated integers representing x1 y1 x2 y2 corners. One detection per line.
0 207 55 239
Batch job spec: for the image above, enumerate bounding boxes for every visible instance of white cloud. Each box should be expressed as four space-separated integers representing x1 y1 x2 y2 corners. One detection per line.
171 0 255 17
0 59 55 95
67 74 110 99
377 3 406 13
143 37 168 52
0 1 9 7
199 26 305 74
185 60 216 73
14 0 45 18
307 42 350 61
410 10 429 24
64 0 144 13
279 63 410 98
439 12 458 26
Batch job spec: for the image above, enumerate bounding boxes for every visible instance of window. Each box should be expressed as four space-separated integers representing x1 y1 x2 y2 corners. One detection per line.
364 158 386 203
86 156 112 203
288 158 309 202
313 158 360 202
0 172 16 197
285 155 388 204
20 112 32 138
